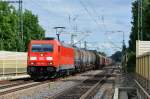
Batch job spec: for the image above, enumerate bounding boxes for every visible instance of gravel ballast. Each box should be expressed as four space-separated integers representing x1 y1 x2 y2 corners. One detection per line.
0 70 103 99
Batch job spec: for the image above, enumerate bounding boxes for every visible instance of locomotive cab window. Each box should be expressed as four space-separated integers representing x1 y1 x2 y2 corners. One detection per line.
32 44 53 52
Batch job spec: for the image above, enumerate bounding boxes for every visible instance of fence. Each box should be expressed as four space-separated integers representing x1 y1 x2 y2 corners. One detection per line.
0 51 27 76
136 52 150 99
136 40 150 57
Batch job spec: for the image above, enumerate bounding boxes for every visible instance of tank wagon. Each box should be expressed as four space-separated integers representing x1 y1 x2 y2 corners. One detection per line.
27 38 112 79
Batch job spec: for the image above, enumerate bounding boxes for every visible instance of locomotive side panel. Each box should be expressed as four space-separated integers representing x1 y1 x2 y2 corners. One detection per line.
59 46 75 70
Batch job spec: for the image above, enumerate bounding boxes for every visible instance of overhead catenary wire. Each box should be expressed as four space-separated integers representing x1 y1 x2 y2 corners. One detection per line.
82 0 108 33
25 0 122 53
101 12 122 50
79 0 102 30
29 0 85 45
79 0 122 51
101 14 122 49
79 0 108 52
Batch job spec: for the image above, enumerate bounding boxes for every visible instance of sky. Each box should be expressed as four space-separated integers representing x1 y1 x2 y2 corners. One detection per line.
13 0 132 56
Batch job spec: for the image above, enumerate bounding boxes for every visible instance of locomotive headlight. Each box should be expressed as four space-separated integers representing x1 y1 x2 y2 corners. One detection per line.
46 57 53 60
31 62 34 65
49 62 53 65
30 57 37 60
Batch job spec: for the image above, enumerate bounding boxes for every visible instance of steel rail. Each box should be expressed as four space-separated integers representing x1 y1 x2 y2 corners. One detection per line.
135 79 150 99
80 77 106 99
52 72 107 99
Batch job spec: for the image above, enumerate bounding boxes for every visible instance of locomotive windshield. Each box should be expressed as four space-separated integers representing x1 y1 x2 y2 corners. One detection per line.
32 44 53 52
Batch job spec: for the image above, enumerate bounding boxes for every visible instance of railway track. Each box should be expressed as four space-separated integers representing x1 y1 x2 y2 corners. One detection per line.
0 73 79 96
0 77 33 89
52 67 114 99
52 74 106 99
80 77 106 99
0 80 33 90
0 82 41 95
0 69 111 98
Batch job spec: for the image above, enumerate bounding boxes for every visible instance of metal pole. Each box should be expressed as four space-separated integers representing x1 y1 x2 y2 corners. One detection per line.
19 0 23 51
2 53 5 77
123 31 125 44
138 0 140 40
0 34 3 50
79 41 81 48
140 0 143 40
84 41 87 49
16 53 18 76
71 34 74 45
72 15 78 46
71 34 77 45
56 34 60 41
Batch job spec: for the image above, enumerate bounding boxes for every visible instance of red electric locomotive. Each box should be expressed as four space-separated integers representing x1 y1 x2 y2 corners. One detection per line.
27 38 75 78
27 38 112 79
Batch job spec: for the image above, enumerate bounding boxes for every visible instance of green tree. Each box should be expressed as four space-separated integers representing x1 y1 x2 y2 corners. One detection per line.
0 1 45 51
128 0 150 72
23 10 45 51
0 1 19 51
127 1 138 72
143 0 150 40
98 51 106 56
111 51 122 62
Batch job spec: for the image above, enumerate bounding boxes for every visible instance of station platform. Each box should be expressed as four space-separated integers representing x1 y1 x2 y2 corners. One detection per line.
0 74 30 81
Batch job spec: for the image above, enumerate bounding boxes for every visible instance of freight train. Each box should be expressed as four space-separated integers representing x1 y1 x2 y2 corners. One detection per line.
27 38 112 79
